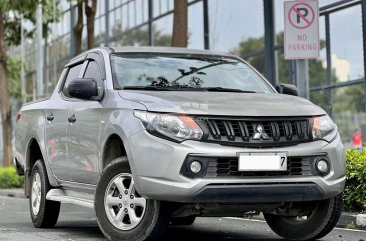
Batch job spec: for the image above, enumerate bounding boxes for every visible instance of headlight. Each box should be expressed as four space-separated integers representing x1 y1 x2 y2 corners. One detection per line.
312 115 337 141
134 110 203 142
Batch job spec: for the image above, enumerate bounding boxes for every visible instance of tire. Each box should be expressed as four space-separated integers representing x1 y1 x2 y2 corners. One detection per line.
29 160 61 228
95 157 168 241
170 216 196 226
264 193 343 241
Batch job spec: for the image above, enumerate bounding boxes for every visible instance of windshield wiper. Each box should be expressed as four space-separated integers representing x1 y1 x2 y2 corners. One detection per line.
123 86 173 91
123 86 256 93
183 87 256 93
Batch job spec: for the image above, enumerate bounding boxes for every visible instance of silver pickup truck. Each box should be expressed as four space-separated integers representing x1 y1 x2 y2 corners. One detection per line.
14 47 345 241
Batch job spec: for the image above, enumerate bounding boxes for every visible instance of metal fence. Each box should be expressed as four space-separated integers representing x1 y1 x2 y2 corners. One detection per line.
7 0 366 144
12 0 208 102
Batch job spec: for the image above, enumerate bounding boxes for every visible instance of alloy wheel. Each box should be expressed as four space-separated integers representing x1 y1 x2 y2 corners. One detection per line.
104 173 147 231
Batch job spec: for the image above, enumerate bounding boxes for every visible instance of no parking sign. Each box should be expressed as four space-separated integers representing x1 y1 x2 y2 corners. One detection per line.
284 0 320 59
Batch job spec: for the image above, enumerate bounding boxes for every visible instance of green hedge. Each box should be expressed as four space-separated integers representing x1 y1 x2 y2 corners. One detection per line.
0 166 24 189
344 148 366 213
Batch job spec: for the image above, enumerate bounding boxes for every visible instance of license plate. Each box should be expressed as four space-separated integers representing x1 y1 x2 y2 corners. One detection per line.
238 153 287 171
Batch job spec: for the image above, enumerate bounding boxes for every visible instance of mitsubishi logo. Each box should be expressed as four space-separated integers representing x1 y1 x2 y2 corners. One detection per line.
252 124 269 140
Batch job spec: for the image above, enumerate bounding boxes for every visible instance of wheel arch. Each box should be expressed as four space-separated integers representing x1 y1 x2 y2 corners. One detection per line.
25 138 58 197
101 134 128 170
26 138 43 172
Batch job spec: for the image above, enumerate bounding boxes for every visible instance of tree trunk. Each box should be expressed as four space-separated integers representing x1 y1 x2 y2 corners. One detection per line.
74 1 83 55
85 0 97 49
172 0 188 47
0 13 12 167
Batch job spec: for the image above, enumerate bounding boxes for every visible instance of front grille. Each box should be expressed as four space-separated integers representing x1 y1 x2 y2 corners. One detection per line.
205 157 314 177
197 117 312 147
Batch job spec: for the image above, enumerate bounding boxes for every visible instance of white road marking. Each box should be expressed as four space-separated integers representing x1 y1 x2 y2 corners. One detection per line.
334 227 366 233
223 217 366 233
224 217 266 223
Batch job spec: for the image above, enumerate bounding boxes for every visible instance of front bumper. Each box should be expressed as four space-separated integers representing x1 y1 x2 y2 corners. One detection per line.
128 131 345 203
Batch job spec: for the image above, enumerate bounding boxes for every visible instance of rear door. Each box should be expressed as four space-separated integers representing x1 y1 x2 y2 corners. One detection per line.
66 54 105 184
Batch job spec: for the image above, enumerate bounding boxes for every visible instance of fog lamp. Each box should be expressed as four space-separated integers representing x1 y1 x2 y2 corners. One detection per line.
190 161 202 174
316 159 329 174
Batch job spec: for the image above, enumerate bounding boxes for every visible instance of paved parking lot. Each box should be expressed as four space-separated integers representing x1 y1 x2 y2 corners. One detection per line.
0 196 365 241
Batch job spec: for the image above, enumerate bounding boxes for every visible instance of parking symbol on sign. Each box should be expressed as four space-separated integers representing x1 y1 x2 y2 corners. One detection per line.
289 2 315 29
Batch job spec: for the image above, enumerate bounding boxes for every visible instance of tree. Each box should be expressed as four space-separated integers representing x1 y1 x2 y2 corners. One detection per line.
7 57 23 101
111 24 172 47
70 0 97 55
0 0 61 166
85 0 97 49
24 0 62 39
0 9 11 167
0 0 33 166
334 85 365 113
233 37 265 73
74 0 83 54
172 0 188 47
232 32 330 112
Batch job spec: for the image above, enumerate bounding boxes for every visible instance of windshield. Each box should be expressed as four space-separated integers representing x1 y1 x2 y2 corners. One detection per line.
110 53 275 93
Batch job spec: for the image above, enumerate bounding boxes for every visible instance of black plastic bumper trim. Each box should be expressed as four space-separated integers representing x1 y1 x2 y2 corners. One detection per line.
14 158 25 176
191 183 324 203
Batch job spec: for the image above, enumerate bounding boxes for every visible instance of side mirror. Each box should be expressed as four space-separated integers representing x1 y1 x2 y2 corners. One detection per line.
276 83 298 96
68 78 99 100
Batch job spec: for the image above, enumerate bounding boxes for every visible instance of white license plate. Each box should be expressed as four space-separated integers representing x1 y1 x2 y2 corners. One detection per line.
238 153 287 171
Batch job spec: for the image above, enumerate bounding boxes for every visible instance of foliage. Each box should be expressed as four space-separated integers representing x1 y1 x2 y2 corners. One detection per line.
334 85 365 114
344 148 366 213
0 0 61 45
23 0 62 39
232 33 333 113
232 37 265 73
111 24 172 47
7 57 23 100
0 166 23 188
0 0 61 167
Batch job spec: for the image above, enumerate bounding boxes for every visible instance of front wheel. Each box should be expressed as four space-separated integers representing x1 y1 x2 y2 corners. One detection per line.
95 157 168 241
264 193 343 241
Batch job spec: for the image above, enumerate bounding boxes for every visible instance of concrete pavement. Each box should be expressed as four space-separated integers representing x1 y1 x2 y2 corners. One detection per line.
0 196 365 241
1 189 365 229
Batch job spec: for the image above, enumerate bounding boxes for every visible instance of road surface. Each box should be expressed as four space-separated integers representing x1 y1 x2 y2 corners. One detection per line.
0 196 365 241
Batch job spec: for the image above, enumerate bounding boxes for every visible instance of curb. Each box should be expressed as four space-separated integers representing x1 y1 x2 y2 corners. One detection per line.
0 189 25 198
250 212 366 230
338 212 366 230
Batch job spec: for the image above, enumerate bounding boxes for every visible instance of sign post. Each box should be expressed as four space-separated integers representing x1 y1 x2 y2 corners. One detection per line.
284 0 319 59
284 0 319 99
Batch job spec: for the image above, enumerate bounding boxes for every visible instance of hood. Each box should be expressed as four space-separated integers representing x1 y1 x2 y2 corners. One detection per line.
118 91 326 117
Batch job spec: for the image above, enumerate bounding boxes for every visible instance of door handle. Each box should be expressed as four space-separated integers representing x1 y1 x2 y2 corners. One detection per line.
68 114 76 123
46 114 54 121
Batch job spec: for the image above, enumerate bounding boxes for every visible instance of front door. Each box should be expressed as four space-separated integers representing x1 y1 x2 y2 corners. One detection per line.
66 59 104 184
47 64 83 181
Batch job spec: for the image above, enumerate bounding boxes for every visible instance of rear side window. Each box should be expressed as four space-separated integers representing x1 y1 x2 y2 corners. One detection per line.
83 60 104 97
62 64 82 97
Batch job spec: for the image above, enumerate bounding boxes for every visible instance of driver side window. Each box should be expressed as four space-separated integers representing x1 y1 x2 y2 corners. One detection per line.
62 64 83 98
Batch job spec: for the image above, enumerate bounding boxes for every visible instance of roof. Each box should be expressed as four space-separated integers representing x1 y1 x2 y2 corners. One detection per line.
67 46 236 66
110 46 233 57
